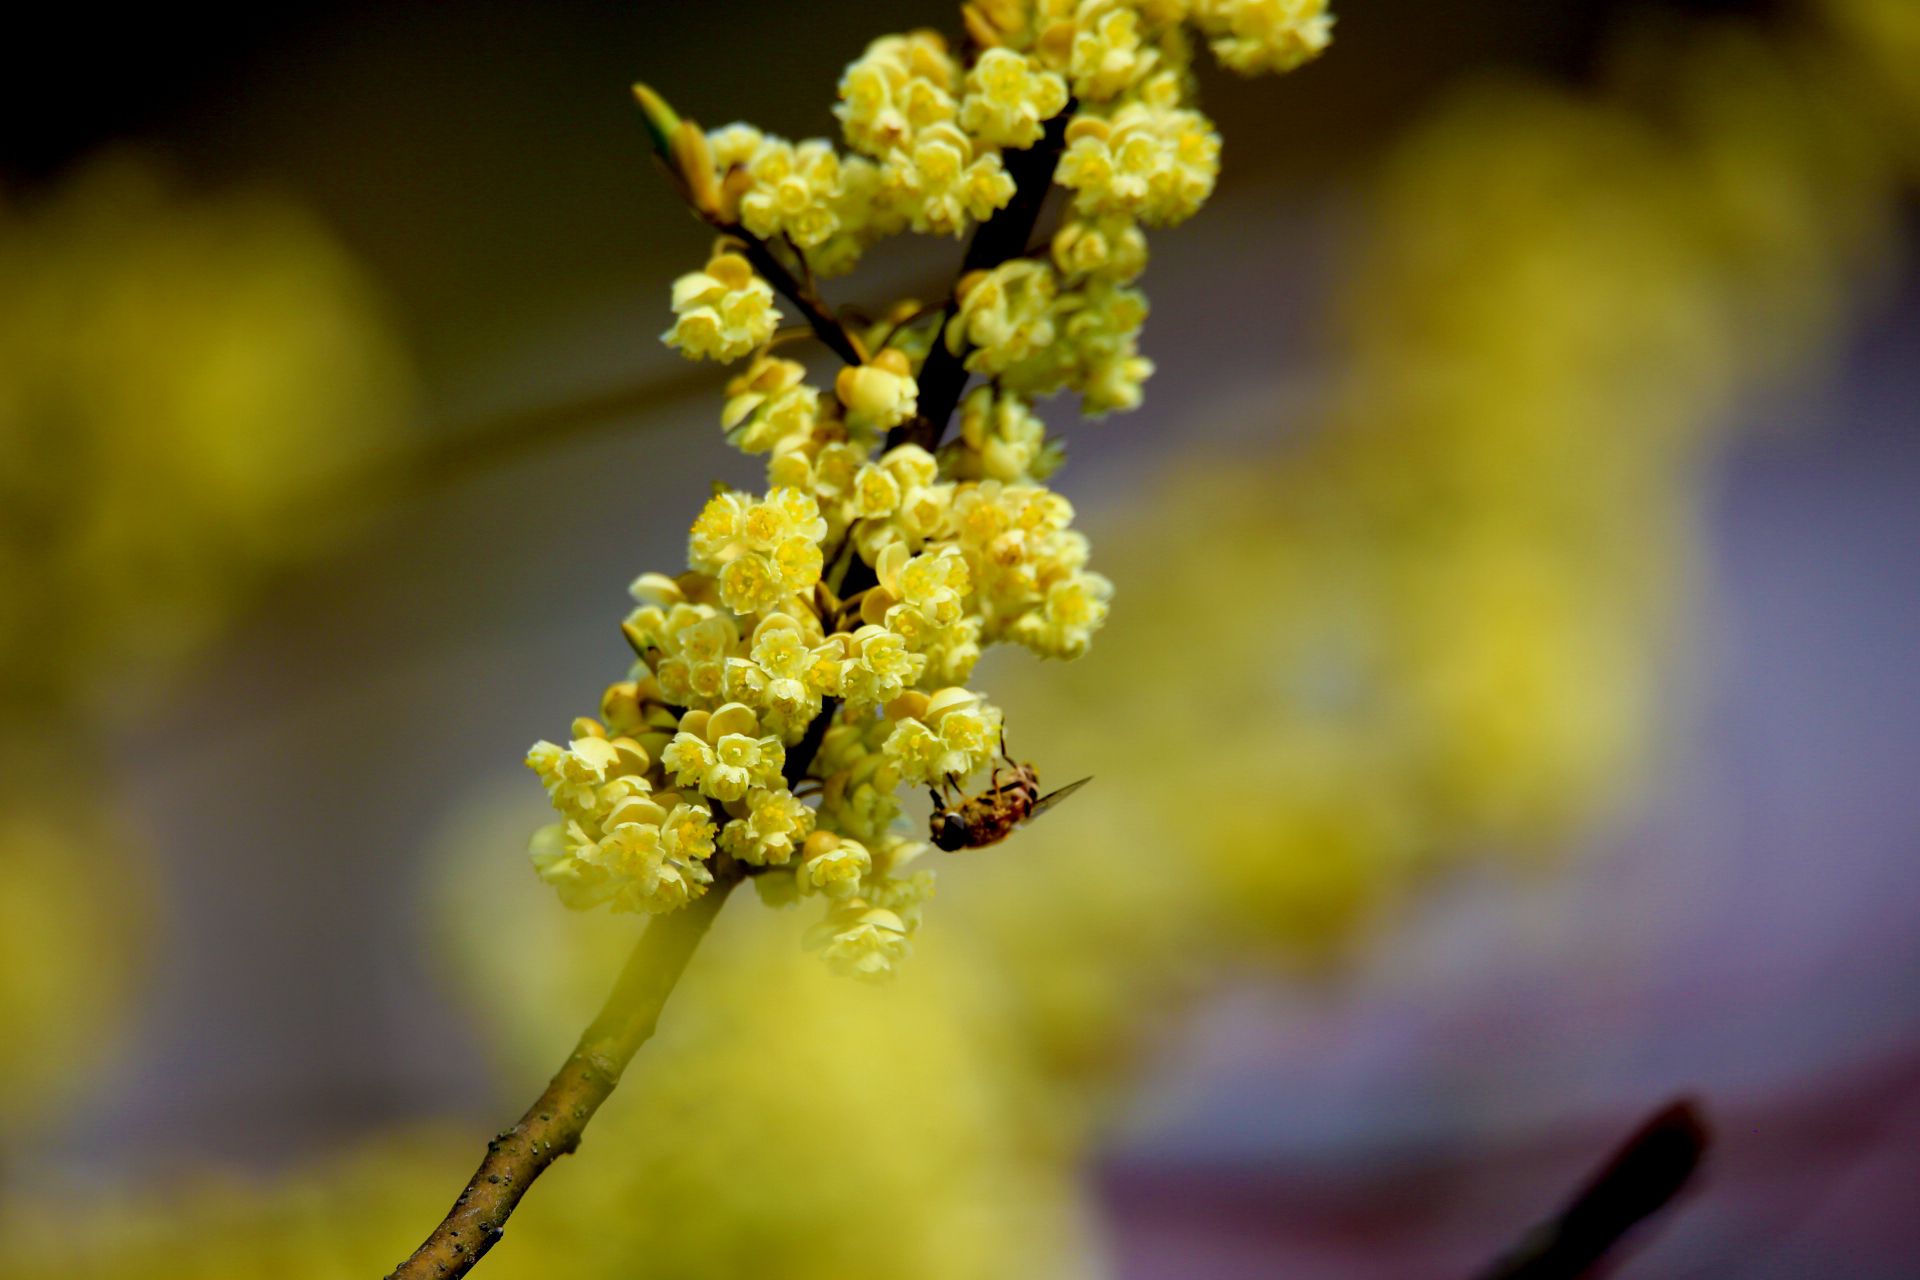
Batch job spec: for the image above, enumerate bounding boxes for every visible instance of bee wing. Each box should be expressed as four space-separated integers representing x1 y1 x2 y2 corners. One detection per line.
1027 776 1092 821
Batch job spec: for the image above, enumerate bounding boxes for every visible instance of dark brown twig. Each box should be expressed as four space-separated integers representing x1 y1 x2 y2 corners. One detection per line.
885 107 1073 456
719 223 865 366
836 108 1073 605
1472 1097 1711 1280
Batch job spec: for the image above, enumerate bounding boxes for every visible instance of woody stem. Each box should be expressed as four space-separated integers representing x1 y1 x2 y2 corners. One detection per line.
714 218 866 366
884 105 1073 457
385 872 740 1278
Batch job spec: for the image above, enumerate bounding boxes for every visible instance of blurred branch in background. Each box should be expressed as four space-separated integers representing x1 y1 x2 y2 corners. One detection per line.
1474 1098 1711 1280
339 365 707 500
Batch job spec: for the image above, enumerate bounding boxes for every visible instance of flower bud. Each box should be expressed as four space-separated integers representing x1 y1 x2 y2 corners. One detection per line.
885 690 932 722
631 82 681 155
705 701 760 742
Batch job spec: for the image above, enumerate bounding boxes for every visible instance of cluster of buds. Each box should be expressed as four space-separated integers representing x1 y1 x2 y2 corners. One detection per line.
530 0 1334 978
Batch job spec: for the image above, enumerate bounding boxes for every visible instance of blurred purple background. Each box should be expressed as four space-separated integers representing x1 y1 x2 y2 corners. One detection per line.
7 1 1917 1275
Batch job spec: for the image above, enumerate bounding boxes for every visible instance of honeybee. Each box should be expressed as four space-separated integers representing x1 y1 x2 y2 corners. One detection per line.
927 754 1091 852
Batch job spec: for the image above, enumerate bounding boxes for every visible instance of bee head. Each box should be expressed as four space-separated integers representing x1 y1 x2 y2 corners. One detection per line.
928 807 968 852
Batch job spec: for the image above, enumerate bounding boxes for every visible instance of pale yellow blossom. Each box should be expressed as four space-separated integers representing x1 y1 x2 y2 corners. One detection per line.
1194 0 1334 75
663 250 781 361
1056 87 1221 226
947 259 1058 372
960 48 1070 148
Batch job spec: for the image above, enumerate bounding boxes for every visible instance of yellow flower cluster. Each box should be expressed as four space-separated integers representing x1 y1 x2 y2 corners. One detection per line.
835 348 920 431
546 1 1335 975
736 137 848 249
1193 0 1335 74
526 723 718 915
837 33 1020 238
663 249 781 361
951 384 1065 482
686 486 828 614
1053 213 1149 282
1056 74 1221 226
721 354 820 453
949 260 1059 372
961 47 1071 148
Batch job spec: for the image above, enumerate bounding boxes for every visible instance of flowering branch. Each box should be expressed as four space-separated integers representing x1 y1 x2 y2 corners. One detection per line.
635 82 866 367
719 226 865 366
886 105 1073 455
394 6 1334 1274
385 873 741 1280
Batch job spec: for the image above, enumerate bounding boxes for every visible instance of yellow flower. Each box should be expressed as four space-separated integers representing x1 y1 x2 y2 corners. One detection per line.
941 479 1109 658
663 250 781 361
721 355 820 454
808 152 908 276
836 31 962 157
841 625 929 708
807 900 913 980
850 461 905 520
884 122 1017 236
1012 570 1114 658
947 260 1058 372
687 487 829 615
844 443 946 548
878 542 972 627
835 349 920 430
1056 88 1221 226
707 121 770 169
1001 279 1155 414
1194 0 1335 75
1052 214 1149 282
1069 0 1160 100
625 602 741 708
663 704 787 802
960 48 1070 148
797 830 873 898
721 615 844 737
721 787 816 866
954 385 1064 482
884 442 943 490
738 137 848 248
526 729 650 822
882 687 1002 785
524 725 718 915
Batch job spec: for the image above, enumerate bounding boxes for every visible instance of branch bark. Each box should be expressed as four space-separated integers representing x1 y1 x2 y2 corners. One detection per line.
723 226 866 366
385 874 740 1279
838 108 1073 603
886 107 1073 456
